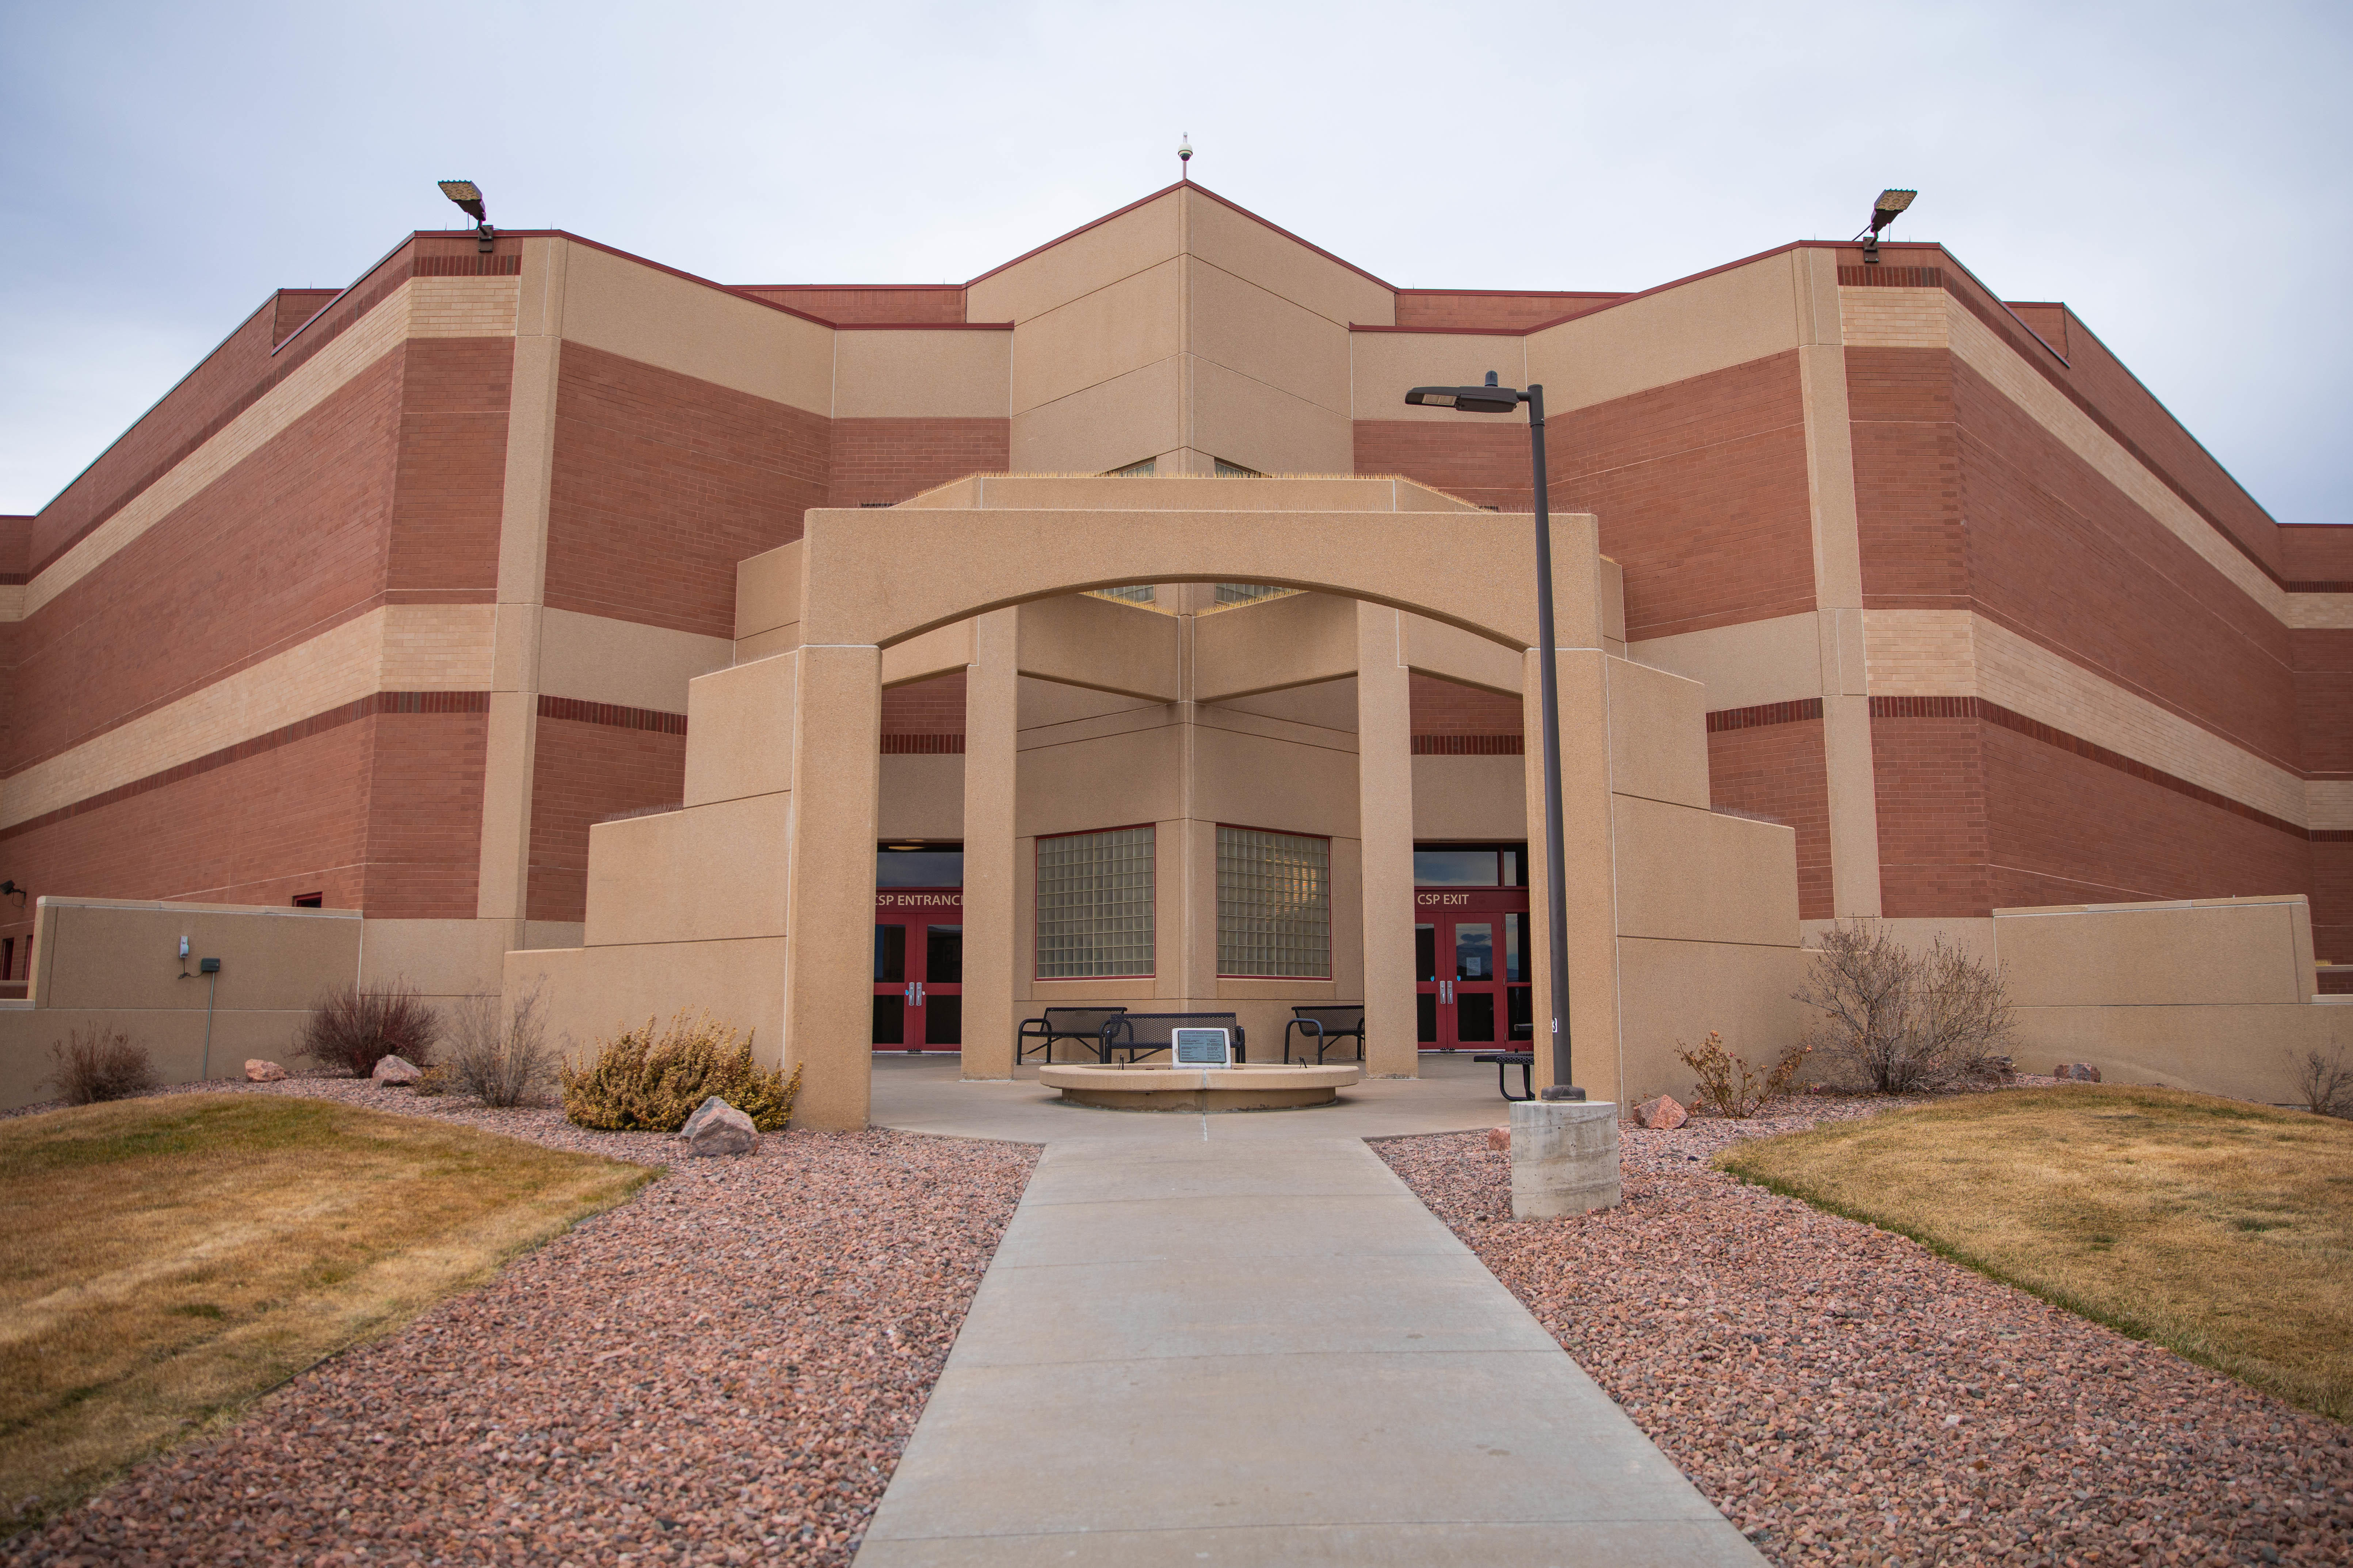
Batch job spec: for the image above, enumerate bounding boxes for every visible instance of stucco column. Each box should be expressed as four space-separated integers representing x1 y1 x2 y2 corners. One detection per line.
1355 603 1419 1077
1795 248 1885 919
783 643 884 1130
960 610 1019 1079
1523 647 1622 1103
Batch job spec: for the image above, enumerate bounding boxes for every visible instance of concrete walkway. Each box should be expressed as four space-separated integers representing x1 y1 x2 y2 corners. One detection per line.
855 1057 1762 1566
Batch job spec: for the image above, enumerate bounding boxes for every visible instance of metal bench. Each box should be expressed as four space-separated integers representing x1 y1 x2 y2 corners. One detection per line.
1016 1006 1129 1064
1282 1004 1366 1064
1099 1012 1248 1064
1473 1050 1535 1102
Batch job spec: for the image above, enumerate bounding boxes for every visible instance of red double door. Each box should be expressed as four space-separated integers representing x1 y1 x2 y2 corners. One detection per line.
1416 888 1533 1050
873 889 962 1052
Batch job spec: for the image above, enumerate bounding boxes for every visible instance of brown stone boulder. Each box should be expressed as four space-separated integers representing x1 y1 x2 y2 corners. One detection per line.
680 1095 759 1157
245 1059 288 1083
371 1054 423 1086
2053 1062 2102 1083
1486 1125 1510 1152
1637 1094 1689 1130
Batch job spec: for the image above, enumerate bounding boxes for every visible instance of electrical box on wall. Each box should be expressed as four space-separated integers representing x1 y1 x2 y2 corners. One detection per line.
199 958 221 974
178 936 189 960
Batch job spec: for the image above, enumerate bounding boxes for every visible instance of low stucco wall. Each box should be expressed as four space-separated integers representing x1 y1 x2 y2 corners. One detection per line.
1993 895 2344 1105
1 898 363 1110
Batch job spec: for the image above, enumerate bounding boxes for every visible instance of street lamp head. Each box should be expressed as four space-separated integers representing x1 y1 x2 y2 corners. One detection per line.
1405 379 1524 415
1869 187 1917 234
438 180 488 223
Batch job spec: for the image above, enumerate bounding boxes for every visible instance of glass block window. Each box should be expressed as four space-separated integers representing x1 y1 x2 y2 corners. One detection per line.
1035 827 1155 978
1213 457 1263 477
1213 582 1296 606
1107 458 1156 477
1217 826 1331 978
1091 584 1157 604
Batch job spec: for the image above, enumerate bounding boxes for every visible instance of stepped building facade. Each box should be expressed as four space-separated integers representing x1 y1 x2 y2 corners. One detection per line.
1 181 2345 1119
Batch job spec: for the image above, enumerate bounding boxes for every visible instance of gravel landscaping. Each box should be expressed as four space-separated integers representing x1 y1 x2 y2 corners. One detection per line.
1378 1096 2353 1567
2 1077 1038 1567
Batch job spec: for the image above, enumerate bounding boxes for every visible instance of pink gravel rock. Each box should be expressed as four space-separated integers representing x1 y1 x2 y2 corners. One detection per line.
1487 1126 1510 1151
243 1059 287 1082
370 1054 422 1086
1376 1092 2353 1566
680 1095 758 1156
3 1075 1038 1568
1636 1093 1688 1130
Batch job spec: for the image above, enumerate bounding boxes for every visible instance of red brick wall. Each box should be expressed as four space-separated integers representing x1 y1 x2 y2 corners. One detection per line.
4 351 406 777
739 287 966 324
2293 630 2353 778
272 290 342 346
882 673 966 737
360 709 488 919
1946 356 2299 771
1980 720 2308 911
2281 526 2353 585
828 418 1010 507
1845 347 1967 608
543 342 828 640
1870 713 1992 917
386 337 512 594
1390 294 1620 331
2313 843 2353 968
525 715 688 923
1549 351 1817 640
1871 708 2313 918
1360 354 1817 641
1408 674 1522 736
0 710 492 934
1352 422 1530 513
1708 718 1831 919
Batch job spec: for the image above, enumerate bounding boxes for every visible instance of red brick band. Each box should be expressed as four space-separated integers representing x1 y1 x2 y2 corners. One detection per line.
31 239 510 581
880 734 966 754
1410 735 1524 755
536 696 687 735
1869 695 2316 840
1837 266 1944 289
0 690 490 844
1706 698 1825 733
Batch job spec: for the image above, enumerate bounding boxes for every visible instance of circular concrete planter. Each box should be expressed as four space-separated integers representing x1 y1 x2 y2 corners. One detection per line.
1038 1061 1362 1112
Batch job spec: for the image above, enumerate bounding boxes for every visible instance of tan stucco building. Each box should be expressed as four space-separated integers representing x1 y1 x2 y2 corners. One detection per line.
4 179 2348 1120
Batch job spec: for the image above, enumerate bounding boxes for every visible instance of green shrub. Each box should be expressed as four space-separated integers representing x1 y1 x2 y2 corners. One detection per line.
560 1011 800 1132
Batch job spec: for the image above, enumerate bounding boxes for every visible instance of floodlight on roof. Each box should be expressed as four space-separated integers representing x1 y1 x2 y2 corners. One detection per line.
438 180 487 221
1856 187 1918 263
436 180 495 253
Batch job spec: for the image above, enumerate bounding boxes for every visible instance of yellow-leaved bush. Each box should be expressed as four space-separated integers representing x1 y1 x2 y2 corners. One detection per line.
560 1011 801 1132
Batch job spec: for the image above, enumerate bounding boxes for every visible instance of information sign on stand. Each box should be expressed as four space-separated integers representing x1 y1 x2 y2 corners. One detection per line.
1171 1027 1233 1067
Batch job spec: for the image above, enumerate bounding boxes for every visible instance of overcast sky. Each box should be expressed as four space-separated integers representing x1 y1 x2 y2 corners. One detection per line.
3 0 2345 523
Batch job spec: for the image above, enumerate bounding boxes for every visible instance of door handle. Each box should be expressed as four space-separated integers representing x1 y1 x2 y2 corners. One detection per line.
915 982 925 1006
905 983 916 1005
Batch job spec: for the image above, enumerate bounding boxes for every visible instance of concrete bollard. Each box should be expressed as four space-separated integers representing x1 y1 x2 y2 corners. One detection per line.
1508 1099 1621 1218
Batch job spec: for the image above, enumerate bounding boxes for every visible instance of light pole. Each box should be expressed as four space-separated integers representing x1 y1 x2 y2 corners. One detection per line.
1403 372 1581 1099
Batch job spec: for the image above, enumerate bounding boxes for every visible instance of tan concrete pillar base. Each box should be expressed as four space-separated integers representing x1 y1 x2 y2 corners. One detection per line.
1508 1099 1621 1218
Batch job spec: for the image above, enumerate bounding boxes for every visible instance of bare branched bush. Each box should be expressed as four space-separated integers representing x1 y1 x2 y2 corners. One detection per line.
445 985 561 1107
2289 1046 2353 1119
561 1010 800 1132
1677 1029 1811 1119
298 981 441 1077
1794 920 2016 1094
45 1027 159 1104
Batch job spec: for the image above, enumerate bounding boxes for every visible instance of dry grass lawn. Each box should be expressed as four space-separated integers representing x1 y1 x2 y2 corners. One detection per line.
1718 1086 2353 1422
0 1095 655 1531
